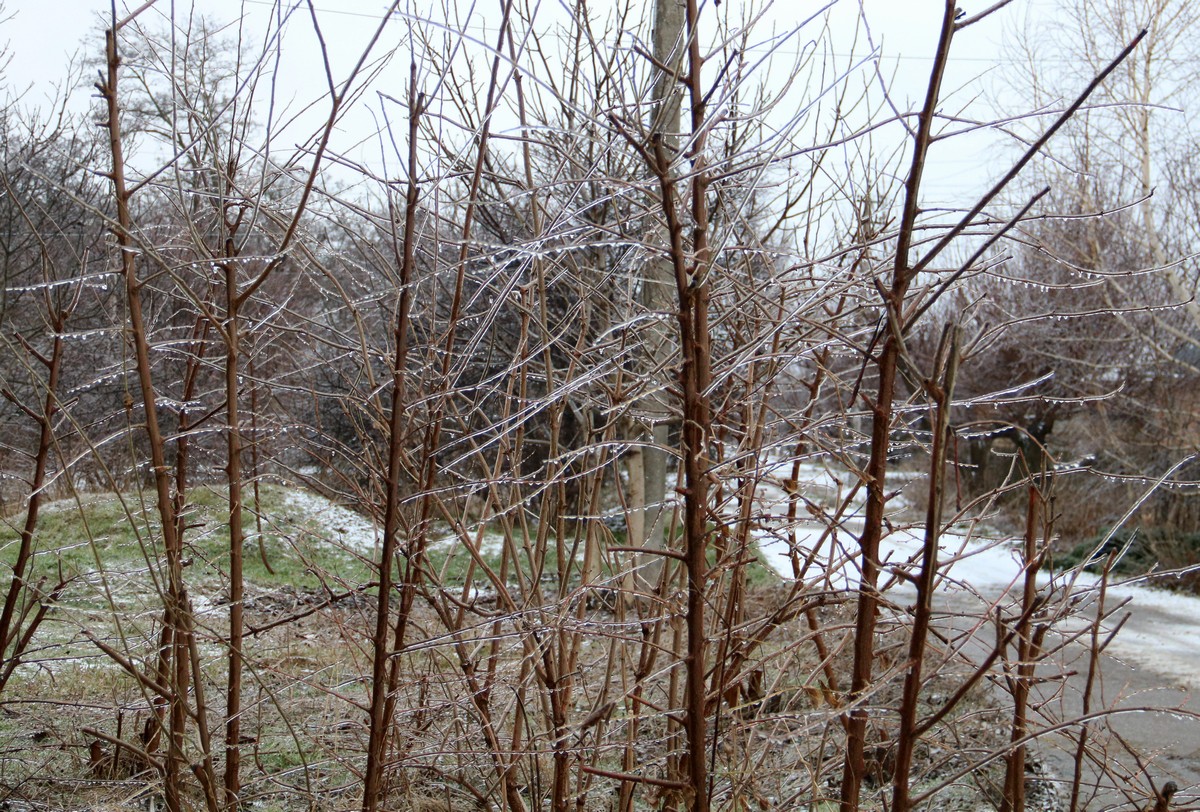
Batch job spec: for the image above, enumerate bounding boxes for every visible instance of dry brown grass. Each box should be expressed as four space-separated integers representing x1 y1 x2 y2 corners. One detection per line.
0 580 1053 812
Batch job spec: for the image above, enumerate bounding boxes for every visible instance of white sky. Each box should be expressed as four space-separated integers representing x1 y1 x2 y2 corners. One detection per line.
0 0 1071 214
11 0 1152 266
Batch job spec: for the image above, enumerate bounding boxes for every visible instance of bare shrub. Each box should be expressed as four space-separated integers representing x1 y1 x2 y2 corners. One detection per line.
0 2 1195 812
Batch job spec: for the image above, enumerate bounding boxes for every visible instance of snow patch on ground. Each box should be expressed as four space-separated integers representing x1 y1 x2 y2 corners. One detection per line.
755 521 1023 593
1078 573 1200 690
280 490 510 561
750 459 960 591
282 490 379 555
430 530 508 557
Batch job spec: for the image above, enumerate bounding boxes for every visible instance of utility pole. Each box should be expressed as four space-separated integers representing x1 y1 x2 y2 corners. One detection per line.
630 0 685 590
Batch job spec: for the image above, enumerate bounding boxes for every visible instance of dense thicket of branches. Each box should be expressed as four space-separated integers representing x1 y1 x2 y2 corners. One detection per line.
0 2 1196 812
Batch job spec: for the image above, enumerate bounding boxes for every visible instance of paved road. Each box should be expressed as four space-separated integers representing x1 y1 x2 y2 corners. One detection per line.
937 586 1200 811
754 486 1200 808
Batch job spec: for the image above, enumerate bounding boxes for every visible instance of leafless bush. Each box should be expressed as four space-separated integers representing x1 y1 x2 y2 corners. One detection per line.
0 2 1195 812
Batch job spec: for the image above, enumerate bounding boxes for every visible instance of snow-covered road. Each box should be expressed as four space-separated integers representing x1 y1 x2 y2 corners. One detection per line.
750 461 1200 691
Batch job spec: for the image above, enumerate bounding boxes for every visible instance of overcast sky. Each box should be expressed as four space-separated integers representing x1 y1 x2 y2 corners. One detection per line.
0 0 1056 207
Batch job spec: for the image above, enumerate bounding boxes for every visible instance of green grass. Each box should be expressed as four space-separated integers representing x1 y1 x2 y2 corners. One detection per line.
1054 526 1200 592
0 485 375 602
2 490 782 612
372 517 786 606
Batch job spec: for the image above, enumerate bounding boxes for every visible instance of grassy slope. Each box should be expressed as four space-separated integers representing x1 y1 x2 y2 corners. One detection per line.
0 485 375 601
0 485 783 809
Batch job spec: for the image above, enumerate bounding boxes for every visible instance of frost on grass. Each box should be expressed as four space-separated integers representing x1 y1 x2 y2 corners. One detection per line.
281 489 379 555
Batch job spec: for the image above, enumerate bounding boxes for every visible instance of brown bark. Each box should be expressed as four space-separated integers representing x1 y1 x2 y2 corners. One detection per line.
840 6 958 809
891 327 958 812
97 22 219 812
